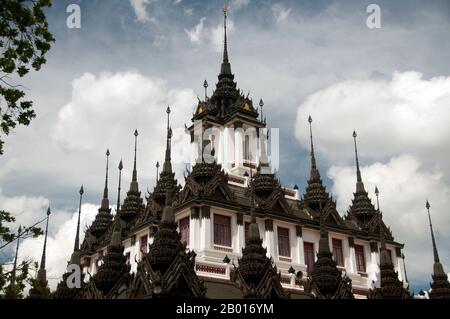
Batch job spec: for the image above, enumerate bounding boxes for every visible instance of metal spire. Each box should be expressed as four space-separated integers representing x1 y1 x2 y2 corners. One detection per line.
223 1 229 63
375 186 380 211
163 106 173 173
426 201 440 264
220 1 232 75
203 80 208 99
129 130 139 193
10 225 22 289
259 99 264 122
308 116 317 170
38 207 51 281
117 160 123 212
101 149 110 209
133 130 138 182
74 185 83 251
156 161 160 182
353 131 365 193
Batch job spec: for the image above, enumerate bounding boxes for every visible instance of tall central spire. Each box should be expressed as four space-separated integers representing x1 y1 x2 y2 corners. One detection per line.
38 207 51 281
163 106 172 173
74 185 83 252
101 149 110 209
220 1 232 76
353 131 365 193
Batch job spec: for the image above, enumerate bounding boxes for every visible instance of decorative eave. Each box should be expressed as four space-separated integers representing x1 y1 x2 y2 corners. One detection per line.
177 161 236 206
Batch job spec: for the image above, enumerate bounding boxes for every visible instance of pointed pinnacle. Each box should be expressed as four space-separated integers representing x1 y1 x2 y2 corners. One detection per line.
118 159 123 171
259 99 264 107
79 185 84 196
203 80 208 88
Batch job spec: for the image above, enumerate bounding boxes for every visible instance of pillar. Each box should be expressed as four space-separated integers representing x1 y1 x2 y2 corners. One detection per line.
200 206 211 251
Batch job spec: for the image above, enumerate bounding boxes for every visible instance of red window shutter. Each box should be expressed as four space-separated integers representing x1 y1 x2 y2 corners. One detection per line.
332 238 344 267
355 244 366 272
277 227 290 257
214 214 232 247
304 242 315 272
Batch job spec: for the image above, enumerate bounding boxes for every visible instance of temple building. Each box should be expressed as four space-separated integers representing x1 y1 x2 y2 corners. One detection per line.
48 5 441 299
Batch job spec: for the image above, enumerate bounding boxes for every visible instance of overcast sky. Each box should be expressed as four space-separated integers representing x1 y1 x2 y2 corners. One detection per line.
1 0 450 293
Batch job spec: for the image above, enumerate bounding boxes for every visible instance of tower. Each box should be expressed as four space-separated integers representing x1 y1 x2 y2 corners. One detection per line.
28 207 51 299
187 2 265 177
426 201 450 299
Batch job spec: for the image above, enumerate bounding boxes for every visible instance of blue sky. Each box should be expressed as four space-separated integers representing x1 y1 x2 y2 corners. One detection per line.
1 0 450 293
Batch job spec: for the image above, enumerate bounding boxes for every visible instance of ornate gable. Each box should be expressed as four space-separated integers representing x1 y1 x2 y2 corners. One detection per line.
305 203 354 299
128 202 206 298
178 161 235 205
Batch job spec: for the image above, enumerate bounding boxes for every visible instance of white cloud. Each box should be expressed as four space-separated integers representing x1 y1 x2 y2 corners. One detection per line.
295 71 450 168
52 71 195 183
129 0 157 23
0 191 50 236
185 17 235 53
295 71 450 286
272 4 293 25
231 0 250 9
210 19 235 52
328 155 450 284
185 17 207 44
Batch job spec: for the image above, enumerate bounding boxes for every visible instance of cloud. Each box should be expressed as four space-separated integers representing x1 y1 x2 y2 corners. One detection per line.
129 0 157 23
328 155 450 286
210 19 235 52
272 4 293 25
295 71 450 168
0 192 49 226
185 17 235 53
52 71 195 182
295 70 450 288
231 0 251 10
185 17 207 44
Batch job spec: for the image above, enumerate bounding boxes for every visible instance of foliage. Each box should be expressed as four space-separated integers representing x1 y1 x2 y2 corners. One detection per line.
0 0 55 154
1 260 30 298
0 210 45 298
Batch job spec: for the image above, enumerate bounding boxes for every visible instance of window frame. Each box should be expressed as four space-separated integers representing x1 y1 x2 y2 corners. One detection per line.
277 227 291 258
332 238 344 267
213 214 232 248
354 244 366 273
304 241 315 272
